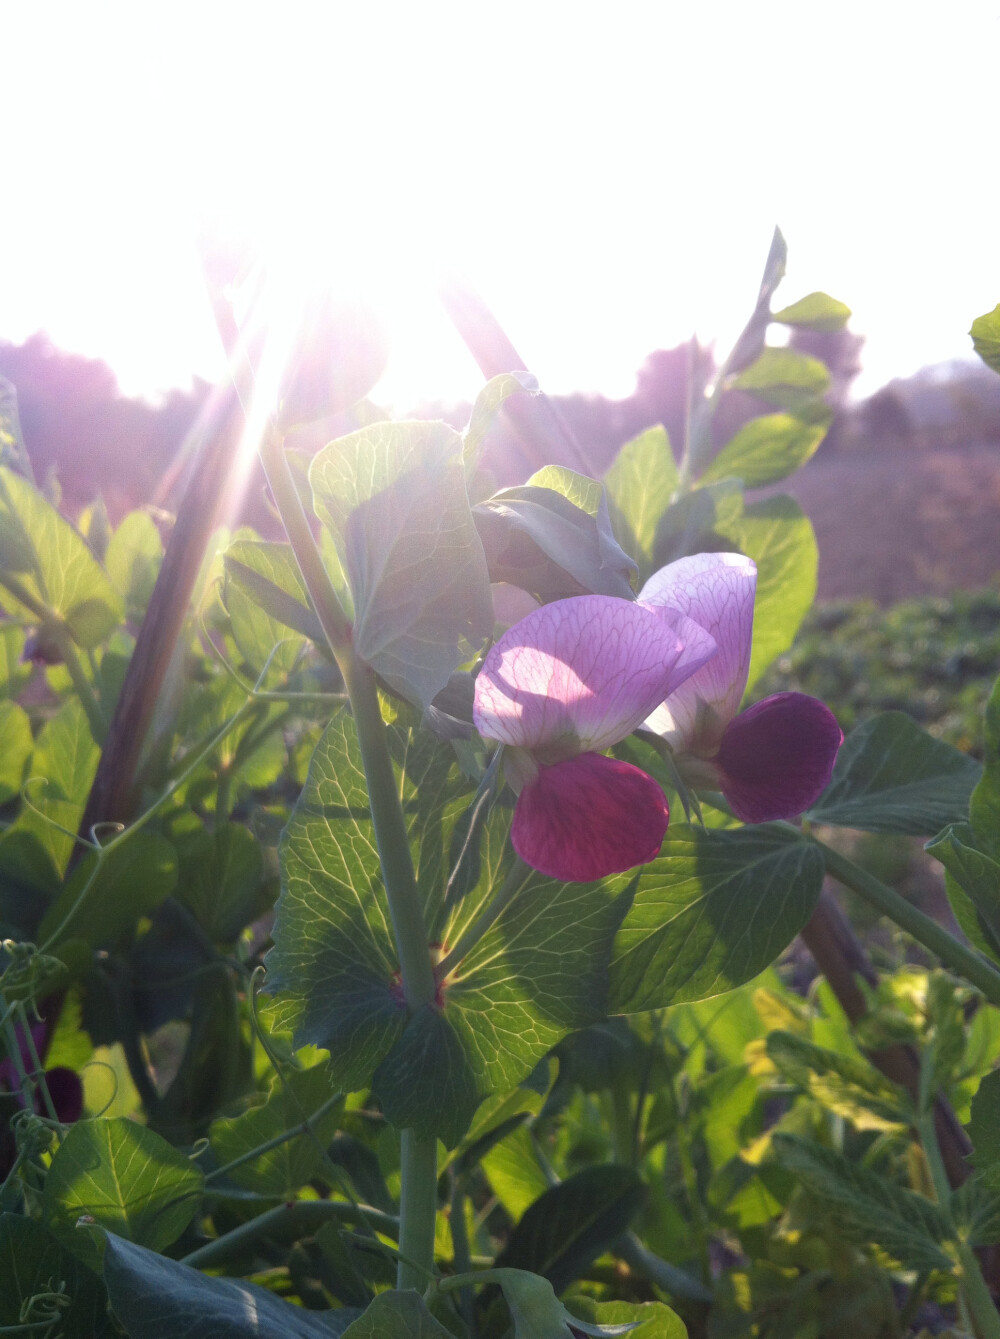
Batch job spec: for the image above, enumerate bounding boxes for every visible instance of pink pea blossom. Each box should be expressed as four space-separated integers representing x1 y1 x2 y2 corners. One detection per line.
638 552 843 822
473 594 716 881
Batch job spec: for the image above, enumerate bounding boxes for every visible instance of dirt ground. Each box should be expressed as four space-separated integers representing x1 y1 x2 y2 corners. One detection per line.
772 442 1000 604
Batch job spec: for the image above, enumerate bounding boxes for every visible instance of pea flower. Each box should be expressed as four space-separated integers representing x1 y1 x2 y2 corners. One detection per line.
473 594 717 881
638 552 843 822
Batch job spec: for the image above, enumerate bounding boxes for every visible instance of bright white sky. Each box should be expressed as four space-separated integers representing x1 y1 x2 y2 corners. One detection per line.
3 3 998 411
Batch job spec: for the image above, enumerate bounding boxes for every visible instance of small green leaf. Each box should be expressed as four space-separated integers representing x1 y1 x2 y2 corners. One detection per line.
341 1290 453 1338
968 1069 1000 1184
31 697 99 805
0 466 122 646
731 348 830 411
491 1269 641 1337
971 305 1000 374
603 426 679 571
311 420 492 708
926 822 1000 961
495 1165 645 1295
0 622 31 697
103 1231 361 1338
771 292 852 333
725 494 818 692
771 1132 953 1271
465 371 539 469
607 825 824 1014
44 1118 204 1267
765 1030 909 1130
700 413 827 488
105 511 163 618
223 539 322 672
808 712 982 834
210 1062 344 1196
568 1296 687 1339
0 1213 112 1338
651 479 744 570
482 1125 554 1219
175 821 266 941
0 699 32 802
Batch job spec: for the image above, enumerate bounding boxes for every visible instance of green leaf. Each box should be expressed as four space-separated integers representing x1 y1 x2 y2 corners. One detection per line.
0 1213 112 1338
341 1290 453 1338
44 1118 204 1267
567 1296 687 1339
607 825 824 1014
495 1165 645 1295
771 1133 954 1271
971 305 1000 375
105 511 163 618
175 820 266 941
724 494 818 692
31 697 99 805
0 466 122 646
968 1069 1000 1185
951 1178 1000 1246
102 1231 360 1338
0 622 31 698
526 465 604 516
38 830 178 952
603 426 679 571
475 484 636 601
209 1062 344 1196
971 673 1000 857
0 698 31 802
310 420 492 708
490 1269 641 1338
926 822 1000 961
700 412 827 488
771 291 852 333
264 708 471 1094
808 712 982 834
464 371 539 469
651 479 744 570
223 539 322 672
765 1030 909 1130
482 1125 554 1219
731 348 831 411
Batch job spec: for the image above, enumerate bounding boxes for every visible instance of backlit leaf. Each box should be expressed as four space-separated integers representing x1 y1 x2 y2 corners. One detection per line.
971 305 1000 375
603 426 679 573
700 412 827 488
771 291 852 333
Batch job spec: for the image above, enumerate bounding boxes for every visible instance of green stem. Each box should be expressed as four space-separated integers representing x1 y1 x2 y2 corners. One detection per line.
180 1198 399 1270
448 1171 475 1333
958 1238 1000 1339
814 837 1000 1009
397 1129 438 1291
436 859 532 982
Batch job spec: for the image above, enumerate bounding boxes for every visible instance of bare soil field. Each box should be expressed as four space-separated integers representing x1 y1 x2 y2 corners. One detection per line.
776 443 1000 604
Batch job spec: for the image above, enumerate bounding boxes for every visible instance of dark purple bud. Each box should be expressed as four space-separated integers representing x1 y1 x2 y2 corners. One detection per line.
40 1067 84 1124
715 691 843 824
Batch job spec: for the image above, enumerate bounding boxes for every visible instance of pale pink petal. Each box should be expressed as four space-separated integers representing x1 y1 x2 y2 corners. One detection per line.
474 594 716 759
715 692 843 823
511 752 669 881
639 552 756 751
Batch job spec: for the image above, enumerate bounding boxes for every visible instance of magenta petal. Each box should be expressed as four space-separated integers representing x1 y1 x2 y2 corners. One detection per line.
715 692 843 823
474 594 714 759
38 1067 83 1124
511 752 669 882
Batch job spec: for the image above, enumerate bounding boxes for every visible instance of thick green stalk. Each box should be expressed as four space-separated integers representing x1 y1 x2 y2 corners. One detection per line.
181 1199 398 1271
812 837 1000 1010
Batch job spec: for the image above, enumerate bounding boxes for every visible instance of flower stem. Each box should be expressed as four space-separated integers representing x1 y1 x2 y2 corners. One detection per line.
436 858 532 982
811 836 1000 1010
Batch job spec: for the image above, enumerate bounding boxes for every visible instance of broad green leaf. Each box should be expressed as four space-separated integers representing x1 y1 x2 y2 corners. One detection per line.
491 1269 643 1338
0 699 31 802
568 1296 687 1339
971 673 1000 857
223 538 321 672
971 305 1000 374
771 291 852 333
44 1118 204 1267
0 621 30 697
105 511 162 618
38 831 178 952
808 712 982 834
725 494 818 692
449 1081 546 1175
952 1178 1000 1247
603 426 679 570
31 697 99 805
700 412 827 488
0 466 122 646
482 1124 554 1218
341 1291 452 1338
968 1069 1000 1184
174 820 266 941
209 1062 344 1196
0 1213 111 1338
607 825 824 1014
495 1165 645 1295
475 483 636 601
771 1133 953 1271
310 420 492 708
765 1030 909 1130
651 479 745 570
464 370 539 469
731 348 830 411
926 822 1000 961
264 707 471 1094
527 465 604 516
0 791 79 894
102 1231 361 1338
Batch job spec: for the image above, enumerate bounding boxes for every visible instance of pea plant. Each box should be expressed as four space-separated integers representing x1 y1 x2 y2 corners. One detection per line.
2 237 1000 1338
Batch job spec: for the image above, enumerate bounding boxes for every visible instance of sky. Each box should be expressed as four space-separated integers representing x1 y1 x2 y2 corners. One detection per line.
3 3 998 412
